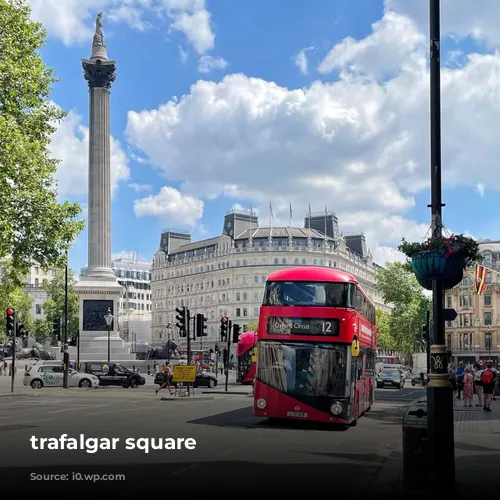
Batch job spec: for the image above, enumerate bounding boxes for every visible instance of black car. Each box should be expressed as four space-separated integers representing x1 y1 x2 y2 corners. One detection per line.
80 362 146 388
154 371 218 388
376 370 404 389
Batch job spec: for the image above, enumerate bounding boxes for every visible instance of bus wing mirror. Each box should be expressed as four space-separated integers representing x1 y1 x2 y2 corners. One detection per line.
351 338 360 357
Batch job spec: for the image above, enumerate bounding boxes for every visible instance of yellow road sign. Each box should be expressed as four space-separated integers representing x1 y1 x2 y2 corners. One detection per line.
172 364 196 383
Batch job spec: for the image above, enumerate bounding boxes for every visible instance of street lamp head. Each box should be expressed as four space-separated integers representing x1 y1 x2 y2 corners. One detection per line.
104 307 114 326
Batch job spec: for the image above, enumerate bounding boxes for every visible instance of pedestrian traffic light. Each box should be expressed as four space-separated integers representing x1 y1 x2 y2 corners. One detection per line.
232 323 241 343
220 317 228 342
196 313 208 337
5 308 14 336
176 307 187 337
53 318 61 341
16 322 26 337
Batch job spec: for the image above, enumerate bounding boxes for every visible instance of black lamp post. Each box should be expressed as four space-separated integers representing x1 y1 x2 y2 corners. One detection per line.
485 326 492 361
104 308 113 363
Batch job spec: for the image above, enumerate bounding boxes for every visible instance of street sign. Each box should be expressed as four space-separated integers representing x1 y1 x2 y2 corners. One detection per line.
172 364 196 383
444 308 457 322
251 347 257 362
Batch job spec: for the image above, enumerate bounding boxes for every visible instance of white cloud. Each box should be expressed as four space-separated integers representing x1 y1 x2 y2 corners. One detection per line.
112 250 147 261
126 9 500 263
27 0 214 52
476 183 485 197
133 186 204 225
50 110 130 198
198 55 229 74
317 12 425 79
128 183 153 192
384 0 500 48
293 47 314 75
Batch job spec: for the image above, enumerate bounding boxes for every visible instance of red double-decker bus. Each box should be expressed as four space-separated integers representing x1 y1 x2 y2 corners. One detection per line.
253 267 377 426
236 331 257 384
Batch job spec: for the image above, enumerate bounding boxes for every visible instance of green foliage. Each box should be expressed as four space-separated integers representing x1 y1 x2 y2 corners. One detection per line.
42 269 79 342
32 318 51 343
398 234 481 268
244 320 258 332
0 0 84 286
376 262 430 354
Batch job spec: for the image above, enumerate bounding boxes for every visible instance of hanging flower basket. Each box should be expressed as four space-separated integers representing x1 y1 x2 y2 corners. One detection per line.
398 234 481 291
411 250 464 290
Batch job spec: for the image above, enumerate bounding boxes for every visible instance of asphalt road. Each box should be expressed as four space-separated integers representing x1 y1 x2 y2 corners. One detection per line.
375 385 426 403
0 389 405 493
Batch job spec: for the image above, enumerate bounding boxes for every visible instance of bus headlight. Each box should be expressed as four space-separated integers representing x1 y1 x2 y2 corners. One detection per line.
330 402 343 415
256 398 267 409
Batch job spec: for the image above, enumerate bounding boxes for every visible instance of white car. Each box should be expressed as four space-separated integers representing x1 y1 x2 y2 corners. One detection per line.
24 364 100 389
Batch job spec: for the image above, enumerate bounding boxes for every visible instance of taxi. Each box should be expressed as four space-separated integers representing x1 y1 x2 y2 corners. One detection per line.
24 364 100 389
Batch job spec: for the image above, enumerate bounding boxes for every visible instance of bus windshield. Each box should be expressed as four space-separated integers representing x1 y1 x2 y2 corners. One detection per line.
257 341 348 398
263 281 349 307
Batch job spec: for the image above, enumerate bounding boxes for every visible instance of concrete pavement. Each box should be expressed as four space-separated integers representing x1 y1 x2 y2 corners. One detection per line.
0 389 403 492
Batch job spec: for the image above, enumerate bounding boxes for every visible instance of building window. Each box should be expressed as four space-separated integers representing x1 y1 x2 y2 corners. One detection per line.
236 292 241 301
294 258 299 264
484 295 492 306
243 292 248 301
253 307 259 316
236 308 241 317
446 296 452 307
302 259 306 265
446 321 452 328
243 308 247 317
485 332 492 350
35 278 39 287
459 295 471 307
274 258 279 265
484 312 492 326
486 272 492 284
446 334 452 348
35 304 42 315
254 276 258 283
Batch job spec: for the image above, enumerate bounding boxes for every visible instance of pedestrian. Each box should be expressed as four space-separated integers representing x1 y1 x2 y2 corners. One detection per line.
481 361 497 412
462 367 473 408
156 363 172 395
456 361 464 399
448 364 457 406
152 362 159 376
473 363 483 407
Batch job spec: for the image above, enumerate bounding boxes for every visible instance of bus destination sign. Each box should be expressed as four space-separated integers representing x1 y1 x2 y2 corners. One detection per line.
267 317 339 336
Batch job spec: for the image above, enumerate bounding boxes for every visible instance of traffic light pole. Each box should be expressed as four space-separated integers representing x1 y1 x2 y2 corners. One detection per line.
63 250 69 388
186 308 191 396
225 320 232 392
427 0 455 489
10 313 16 394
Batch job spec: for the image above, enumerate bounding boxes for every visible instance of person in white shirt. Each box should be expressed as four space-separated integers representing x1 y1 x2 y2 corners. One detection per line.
473 363 483 407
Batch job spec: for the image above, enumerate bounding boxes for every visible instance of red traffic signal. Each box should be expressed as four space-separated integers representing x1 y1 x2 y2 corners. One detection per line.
221 317 228 324
6 308 13 316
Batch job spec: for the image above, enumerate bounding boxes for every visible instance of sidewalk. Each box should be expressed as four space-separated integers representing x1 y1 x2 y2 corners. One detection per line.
371 404 500 492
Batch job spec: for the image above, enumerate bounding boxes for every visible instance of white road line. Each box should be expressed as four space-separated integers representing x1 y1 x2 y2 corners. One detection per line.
0 418 51 426
248 438 262 445
85 407 148 416
171 464 199 475
401 389 423 398
46 405 109 414
215 449 234 457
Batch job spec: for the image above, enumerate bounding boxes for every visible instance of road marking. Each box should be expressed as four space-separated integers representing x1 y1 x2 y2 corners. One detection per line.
401 389 423 398
248 438 262 445
47 405 109 414
215 449 234 457
171 464 199 475
85 407 148 416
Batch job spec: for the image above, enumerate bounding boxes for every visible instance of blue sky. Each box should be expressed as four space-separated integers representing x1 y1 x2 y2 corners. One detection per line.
29 0 499 273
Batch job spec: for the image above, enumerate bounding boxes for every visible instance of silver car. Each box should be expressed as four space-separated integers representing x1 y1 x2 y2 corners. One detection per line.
24 364 100 389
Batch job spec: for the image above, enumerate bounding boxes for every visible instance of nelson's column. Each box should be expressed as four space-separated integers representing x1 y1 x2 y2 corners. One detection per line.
73 13 134 361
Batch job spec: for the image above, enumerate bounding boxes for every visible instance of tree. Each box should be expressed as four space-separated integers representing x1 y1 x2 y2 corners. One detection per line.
376 262 430 353
244 320 258 331
32 318 51 344
375 309 395 350
0 0 84 286
42 269 79 342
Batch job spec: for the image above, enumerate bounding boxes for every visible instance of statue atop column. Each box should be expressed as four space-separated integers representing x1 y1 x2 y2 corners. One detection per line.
93 12 104 46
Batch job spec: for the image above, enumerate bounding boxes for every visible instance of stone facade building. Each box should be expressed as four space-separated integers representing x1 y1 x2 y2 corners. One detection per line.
151 209 391 349
445 240 500 365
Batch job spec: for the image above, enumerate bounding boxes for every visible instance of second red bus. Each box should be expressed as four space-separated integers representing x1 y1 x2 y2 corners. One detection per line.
236 331 257 384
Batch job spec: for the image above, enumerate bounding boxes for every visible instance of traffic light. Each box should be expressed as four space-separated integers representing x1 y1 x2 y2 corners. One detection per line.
196 313 208 337
232 323 241 343
421 324 429 344
53 318 61 341
220 317 228 342
5 308 14 336
176 307 187 337
215 343 219 353
16 322 26 337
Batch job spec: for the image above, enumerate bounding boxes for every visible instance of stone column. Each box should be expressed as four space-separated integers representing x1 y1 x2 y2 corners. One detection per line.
82 51 116 279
